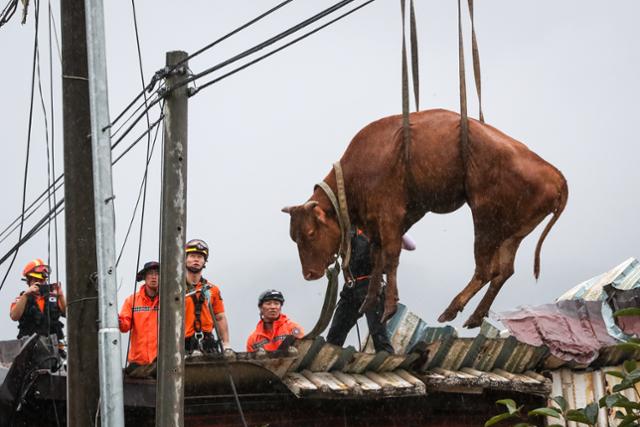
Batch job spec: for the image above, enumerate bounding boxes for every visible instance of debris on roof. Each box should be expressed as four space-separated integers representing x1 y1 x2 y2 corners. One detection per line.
499 257 640 364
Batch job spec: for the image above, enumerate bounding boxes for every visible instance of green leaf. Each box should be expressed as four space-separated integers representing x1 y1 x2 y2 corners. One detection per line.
566 409 593 425
496 399 518 415
548 425 565 427
606 370 626 379
584 402 599 424
613 381 635 393
616 343 640 352
485 412 516 427
552 395 568 412
614 308 640 317
512 424 533 427
618 414 640 427
528 408 561 418
625 359 638 373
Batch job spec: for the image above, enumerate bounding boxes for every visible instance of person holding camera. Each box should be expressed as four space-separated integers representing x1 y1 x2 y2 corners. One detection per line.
9 259 66 340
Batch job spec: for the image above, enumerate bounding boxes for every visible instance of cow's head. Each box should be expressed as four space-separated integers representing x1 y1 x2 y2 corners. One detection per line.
282 201 341 281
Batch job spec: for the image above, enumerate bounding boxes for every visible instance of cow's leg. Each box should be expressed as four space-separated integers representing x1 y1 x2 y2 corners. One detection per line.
437 231 500 323
359 242 384 314
463 237 522 328
380 238 403 322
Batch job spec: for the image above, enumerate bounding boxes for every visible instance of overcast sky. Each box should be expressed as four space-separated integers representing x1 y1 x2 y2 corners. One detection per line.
1 0 639 351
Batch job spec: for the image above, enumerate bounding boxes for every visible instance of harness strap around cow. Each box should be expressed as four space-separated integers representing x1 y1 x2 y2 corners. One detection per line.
314 162 352 274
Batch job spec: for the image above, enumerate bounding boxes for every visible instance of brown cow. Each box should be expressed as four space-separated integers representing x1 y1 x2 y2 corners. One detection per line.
282 109 568 328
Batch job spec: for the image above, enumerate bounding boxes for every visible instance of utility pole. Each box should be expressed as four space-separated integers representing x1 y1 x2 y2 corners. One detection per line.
60 0 100 425
156 51 189 427
83 0 125 425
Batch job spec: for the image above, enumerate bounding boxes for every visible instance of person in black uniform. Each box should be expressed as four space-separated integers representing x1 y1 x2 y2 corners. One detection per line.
326 229 415 353
9 259 66 341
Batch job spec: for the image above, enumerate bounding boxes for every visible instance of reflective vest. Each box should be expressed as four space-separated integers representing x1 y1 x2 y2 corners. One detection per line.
246 314 304 352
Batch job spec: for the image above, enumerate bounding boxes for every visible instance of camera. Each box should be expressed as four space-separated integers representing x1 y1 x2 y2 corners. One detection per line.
37 283 54 295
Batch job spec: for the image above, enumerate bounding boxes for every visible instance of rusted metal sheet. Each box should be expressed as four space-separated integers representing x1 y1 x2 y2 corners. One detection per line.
375 354 408 372
439 338 474 371
283 372 317 397
344 352 376 374
307 343 343 372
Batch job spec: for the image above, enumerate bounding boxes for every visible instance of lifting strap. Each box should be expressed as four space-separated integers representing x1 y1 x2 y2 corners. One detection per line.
303 260 340 339
467 0 484 123
400 0 420 163
458 0 485 165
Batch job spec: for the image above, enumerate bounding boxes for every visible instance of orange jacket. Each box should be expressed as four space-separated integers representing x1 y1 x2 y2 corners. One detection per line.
184 280 225 338
246 314 304 352
119 284 158 365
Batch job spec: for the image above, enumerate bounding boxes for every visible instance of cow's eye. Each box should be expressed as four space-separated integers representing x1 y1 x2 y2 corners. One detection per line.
307 229 315 238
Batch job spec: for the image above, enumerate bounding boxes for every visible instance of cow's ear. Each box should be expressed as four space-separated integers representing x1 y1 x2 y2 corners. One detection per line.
313 205 328 225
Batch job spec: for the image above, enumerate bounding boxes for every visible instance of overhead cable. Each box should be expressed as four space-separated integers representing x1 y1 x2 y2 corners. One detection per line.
174 0 361 93
107 0 294 134
191 0 376 96
0 0 42 291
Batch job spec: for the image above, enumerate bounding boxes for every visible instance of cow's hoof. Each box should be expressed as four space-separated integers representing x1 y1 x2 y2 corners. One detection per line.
381 304 398 323
437 307 460 323
463 314 484 329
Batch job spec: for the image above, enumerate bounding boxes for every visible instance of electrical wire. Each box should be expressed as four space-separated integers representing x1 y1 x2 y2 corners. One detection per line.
115 112 162 268
168 0 294 74
107 0 294 134
173 0 361 94
191 0 376 97
48 0 60 284
0 0 41 291
0 0 18 28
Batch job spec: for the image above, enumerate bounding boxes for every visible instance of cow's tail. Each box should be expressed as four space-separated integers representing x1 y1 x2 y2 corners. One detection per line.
534 177 568 279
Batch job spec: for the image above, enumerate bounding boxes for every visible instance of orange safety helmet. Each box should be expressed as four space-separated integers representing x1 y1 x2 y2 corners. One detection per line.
22 258 50 281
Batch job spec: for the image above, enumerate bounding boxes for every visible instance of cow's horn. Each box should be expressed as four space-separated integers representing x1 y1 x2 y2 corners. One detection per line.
281 206 293 214
303 201 319 210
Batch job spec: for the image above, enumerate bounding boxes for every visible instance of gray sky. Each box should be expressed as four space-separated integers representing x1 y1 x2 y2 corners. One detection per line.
1 0 639 350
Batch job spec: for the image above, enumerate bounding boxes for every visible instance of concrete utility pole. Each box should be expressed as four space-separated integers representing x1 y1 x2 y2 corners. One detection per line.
156 51 189 427
60 0 100 425
83 0 125 425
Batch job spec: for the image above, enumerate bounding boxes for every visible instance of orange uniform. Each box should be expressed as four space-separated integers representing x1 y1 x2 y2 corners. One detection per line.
184 280 225 338
246 314 304 352
119 284 159 365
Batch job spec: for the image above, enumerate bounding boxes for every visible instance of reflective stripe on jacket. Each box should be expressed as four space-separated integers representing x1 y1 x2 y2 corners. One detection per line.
119 284 159 365
246 314 304 352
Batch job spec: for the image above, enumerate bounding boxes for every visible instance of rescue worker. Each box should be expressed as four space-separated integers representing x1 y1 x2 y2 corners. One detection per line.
10 259 66 341
325 230 416 353
118 261 160 369
184 238 230 354
246 290 304 352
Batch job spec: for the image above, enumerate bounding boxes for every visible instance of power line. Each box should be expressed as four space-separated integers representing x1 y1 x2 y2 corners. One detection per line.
173 0 361 94
0 0 42 291
192 0 377 96
107 0 295 133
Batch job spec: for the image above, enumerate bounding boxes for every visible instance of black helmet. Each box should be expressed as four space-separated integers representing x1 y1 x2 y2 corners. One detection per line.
258 289 285 306
185 238 209 261
136 261 160 282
